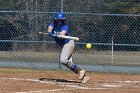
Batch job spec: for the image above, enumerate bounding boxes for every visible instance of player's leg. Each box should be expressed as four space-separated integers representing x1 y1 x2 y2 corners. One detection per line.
60 40 89 83
68 55 85 79
60 40 81 74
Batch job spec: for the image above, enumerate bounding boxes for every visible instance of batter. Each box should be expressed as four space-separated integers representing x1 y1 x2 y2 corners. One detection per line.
47 12 89 83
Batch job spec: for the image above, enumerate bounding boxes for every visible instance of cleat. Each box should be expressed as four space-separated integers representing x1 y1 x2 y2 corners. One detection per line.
82 76 89 83
79 70 85 80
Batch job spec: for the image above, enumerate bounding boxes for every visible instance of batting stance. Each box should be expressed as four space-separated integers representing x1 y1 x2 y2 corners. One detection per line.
47 12 89 83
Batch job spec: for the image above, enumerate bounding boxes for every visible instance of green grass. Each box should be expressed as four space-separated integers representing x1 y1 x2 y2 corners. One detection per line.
0 51 139 66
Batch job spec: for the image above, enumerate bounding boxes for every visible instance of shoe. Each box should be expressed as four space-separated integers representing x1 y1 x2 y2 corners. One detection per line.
82 76 89 83
79 70 85 80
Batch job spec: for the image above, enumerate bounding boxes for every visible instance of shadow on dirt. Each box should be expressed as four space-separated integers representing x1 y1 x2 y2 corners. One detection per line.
39 78 81 83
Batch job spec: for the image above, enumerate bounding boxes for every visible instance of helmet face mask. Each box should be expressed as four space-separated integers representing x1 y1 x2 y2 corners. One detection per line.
54 19 65 28
55 19 64 23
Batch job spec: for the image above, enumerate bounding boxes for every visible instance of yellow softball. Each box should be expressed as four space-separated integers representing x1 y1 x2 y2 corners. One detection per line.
86 43 92 49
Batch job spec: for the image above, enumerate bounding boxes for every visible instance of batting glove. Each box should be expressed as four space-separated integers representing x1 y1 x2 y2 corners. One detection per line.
48 32 53 36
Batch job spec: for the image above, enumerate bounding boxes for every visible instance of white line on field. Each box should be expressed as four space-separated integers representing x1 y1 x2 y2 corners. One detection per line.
118 81 140 83
100 84 121 88
60 84 108 89
98 80 140 84
16 89 67 93
15 87 108 93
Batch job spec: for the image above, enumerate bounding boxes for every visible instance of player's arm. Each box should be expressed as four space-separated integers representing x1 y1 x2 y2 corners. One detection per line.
47 23 54 36
47 26 53 33
60 25 68 36
61 30 67 35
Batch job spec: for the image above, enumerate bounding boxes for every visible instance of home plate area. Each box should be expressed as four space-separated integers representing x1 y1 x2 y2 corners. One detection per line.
39 78 140 93
0 68 140 93
38 77 140 92
0 77 135 93
0 77 140 93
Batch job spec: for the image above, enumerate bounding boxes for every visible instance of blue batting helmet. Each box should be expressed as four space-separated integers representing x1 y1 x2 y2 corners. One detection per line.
55 12 65 20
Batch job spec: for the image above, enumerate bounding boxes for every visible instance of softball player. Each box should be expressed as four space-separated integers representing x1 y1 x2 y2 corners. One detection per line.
47 12 89 83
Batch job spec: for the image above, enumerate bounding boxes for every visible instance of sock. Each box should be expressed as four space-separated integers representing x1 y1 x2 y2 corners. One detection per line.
71 64 81 74
62 60 81 74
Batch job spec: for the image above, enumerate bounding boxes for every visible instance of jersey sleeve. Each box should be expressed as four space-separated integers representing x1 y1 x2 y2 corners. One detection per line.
48 23 54 27
62 25 69 31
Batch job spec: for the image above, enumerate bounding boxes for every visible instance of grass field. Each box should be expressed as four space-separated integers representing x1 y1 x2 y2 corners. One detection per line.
0 51 139 66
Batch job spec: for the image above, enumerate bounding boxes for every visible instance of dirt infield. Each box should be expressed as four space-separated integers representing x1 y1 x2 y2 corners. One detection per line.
0 68 140 93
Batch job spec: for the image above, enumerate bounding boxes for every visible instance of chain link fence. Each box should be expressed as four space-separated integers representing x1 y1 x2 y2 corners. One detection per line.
0 0 140 73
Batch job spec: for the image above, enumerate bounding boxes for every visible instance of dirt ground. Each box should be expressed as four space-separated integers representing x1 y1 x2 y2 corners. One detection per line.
0 68 140 93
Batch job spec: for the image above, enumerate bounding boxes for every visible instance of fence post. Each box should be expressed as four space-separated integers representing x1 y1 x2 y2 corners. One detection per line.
111 36 114 63
61 0 64 12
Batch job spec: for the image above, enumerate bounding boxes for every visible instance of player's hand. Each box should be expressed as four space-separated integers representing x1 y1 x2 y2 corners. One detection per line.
48 32 53 36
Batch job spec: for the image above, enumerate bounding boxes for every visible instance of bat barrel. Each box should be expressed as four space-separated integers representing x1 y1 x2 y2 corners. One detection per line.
38 32 79 41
